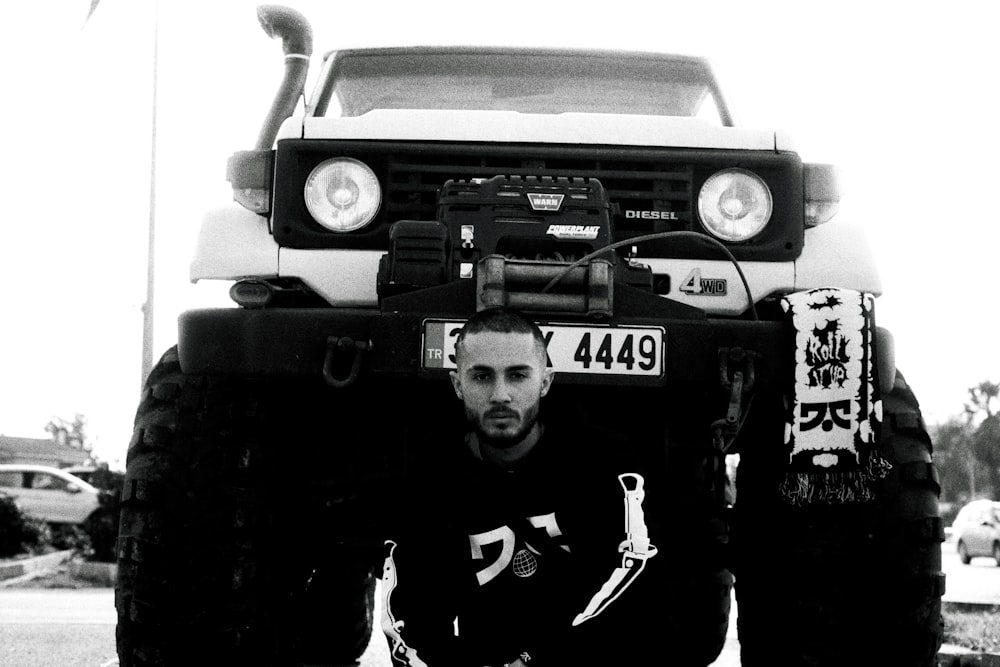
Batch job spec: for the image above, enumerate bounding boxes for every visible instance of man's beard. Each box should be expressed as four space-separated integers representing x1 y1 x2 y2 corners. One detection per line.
467 400 541 450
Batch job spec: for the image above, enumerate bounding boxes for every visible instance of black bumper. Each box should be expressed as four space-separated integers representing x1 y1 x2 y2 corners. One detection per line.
178 283 793 393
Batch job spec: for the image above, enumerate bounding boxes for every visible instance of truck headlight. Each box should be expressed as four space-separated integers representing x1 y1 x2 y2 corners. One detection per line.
697 168 773 242
304 158 381 232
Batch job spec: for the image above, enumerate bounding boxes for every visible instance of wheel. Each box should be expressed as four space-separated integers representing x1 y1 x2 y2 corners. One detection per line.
958 541 971 565
993 542 1000 567
115 346 379 666
731 370 945 667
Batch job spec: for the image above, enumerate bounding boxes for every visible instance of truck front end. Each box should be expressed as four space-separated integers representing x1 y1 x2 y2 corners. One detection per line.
114 8 943 667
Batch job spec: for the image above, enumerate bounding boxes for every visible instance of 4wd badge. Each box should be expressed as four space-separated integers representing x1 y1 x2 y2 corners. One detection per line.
527 193 565 211
680 268 728 296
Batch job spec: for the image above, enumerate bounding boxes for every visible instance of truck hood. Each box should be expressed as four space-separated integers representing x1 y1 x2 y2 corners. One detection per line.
282 110 795 152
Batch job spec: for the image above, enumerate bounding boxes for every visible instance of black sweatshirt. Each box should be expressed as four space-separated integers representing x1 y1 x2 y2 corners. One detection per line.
381 421 658 666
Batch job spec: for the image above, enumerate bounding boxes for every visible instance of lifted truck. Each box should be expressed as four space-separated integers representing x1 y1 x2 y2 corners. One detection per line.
115 6 944 666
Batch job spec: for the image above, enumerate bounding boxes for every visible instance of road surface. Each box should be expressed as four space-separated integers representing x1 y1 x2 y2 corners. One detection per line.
0 543 993 666
941 537 1000 605
0 589 116 667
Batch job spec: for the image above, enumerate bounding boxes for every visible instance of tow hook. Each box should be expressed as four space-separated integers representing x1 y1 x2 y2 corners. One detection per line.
707 347 758 509
323 336 371 388
711 347 758 454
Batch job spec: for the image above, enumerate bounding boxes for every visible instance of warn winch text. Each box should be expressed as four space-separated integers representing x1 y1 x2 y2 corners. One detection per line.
527 192 565 211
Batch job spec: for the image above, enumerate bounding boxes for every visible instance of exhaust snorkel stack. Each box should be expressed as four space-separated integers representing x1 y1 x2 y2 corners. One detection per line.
254 4 313 150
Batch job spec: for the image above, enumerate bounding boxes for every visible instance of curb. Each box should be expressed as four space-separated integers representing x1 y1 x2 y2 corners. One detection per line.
0 549 74 581
0 551 117 586
938 602 1000 666
938 644 1000 667
944 600 1000 614
68 560 118 586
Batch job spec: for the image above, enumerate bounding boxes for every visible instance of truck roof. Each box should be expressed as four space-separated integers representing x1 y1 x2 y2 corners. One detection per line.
309 46 733 125
322 45 715 66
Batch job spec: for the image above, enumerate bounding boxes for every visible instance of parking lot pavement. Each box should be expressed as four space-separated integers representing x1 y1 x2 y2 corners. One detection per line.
6 542 998 666
942 540 1000 607
0 588 116 667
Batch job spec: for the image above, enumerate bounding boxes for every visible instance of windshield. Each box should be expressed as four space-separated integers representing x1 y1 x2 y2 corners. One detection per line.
313 49 730 125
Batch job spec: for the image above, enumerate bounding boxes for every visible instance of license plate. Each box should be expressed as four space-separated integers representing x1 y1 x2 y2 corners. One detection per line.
422 320 665 377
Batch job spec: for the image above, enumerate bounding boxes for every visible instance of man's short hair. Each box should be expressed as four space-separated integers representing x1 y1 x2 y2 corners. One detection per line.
455 307 547 364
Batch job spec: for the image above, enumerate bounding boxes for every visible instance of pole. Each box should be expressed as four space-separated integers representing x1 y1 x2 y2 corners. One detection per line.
140 0 159 392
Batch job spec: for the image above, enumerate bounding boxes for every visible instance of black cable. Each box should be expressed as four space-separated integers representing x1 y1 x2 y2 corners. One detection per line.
540 231 759 320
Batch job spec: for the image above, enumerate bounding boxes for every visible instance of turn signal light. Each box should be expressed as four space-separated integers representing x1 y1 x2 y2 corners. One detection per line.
804 163 842 227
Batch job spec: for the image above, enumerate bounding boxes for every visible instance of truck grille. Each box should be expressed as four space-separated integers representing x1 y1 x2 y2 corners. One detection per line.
271 140 803 261
384 153 694 237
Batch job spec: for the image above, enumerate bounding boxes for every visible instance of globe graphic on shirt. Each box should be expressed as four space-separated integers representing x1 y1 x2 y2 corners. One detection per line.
512 548 538 578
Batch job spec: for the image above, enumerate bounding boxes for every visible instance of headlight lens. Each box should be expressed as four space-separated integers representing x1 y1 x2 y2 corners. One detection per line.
304 158 381 232
697 168 773 242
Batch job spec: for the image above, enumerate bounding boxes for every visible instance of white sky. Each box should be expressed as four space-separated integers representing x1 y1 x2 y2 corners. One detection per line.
1 0 998 468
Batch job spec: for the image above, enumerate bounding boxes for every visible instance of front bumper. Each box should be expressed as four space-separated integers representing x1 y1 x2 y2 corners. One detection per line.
178 280 793 393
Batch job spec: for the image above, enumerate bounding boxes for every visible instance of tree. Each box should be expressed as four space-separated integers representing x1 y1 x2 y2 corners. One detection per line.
44 413 92 452
931 380 1000 503
972 413 1000 499
964 381 999 422
932 418 977 503
962 380 1000 498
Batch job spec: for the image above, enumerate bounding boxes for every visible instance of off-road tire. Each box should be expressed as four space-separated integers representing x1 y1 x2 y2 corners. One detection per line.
653 431 733 667
732 370 944 667
115 346 377 666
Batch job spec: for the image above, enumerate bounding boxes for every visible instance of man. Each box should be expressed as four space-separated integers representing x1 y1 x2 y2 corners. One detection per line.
381 307 657 667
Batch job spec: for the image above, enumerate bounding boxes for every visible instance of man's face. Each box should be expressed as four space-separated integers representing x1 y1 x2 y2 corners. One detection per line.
450 330 554 449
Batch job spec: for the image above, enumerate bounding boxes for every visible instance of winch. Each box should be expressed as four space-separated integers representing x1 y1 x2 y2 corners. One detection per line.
378 175 645 304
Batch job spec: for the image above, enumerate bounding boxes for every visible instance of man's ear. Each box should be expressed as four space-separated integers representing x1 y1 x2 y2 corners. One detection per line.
540 367 555 398
450 370 463 400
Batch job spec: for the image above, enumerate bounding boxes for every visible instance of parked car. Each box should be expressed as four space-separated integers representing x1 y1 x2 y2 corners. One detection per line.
0 464 101 525
63 465 98 485
952 499 1000 565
